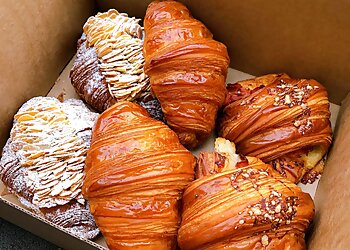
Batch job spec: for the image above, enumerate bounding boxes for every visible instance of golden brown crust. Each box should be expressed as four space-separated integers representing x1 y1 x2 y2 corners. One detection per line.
219 74 332 183
178 159 315 250
82 101 196 249
143 0 229 148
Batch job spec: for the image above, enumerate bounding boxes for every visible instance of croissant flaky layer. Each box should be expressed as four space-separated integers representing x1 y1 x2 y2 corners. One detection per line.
143 0 229 148
82 101 195 249
178 146 315 250
219 74 332 183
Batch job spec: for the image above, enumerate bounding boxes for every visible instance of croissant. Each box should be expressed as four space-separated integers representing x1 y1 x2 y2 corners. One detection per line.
219 74 332 184
178 138 315 250
70 10 164 120
82 101 196 249
143 0 229 148
0 97 99 239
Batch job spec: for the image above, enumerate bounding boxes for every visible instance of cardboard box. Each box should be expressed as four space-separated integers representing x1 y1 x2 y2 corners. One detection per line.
0 0 349 249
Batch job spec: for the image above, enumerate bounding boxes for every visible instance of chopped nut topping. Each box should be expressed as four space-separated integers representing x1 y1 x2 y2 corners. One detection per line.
270 80 316 108
252 207 262 215
261 235 269 246
246 190 298 229
242 173 250 178
306 85 313 90
275 204 282 213
284 94 291 104
293 120 301 127
300 103 308 109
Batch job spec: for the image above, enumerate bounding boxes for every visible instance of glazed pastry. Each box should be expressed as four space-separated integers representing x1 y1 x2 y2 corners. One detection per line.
83 101 195 249
178 138 315 250
70 9 163 117
219 74 332 184
0 97 99 239
143 0 229 148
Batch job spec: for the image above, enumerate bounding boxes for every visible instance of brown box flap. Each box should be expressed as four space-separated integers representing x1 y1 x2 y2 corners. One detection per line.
0 197 105 250
308 93 350 249
0 0 95 149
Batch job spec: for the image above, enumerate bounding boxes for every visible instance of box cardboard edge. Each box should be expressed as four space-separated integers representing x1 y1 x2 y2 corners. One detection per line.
0 196 106 250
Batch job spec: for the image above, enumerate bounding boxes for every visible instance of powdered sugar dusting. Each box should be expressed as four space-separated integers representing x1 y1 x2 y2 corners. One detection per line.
0 97 99 239
70 34 116 112
83 9 150 102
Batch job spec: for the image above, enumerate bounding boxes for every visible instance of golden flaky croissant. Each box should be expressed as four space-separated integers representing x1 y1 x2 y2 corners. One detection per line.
143 0 229 148
178 138 315 250
219 74 332 184
82 101 195 249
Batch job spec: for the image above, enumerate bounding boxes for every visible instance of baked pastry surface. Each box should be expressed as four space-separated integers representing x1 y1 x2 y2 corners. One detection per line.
219 74 332 183
70 9 162 116
83 101 195 249
178 138 315 250
143 0 229 148
0 97 99 239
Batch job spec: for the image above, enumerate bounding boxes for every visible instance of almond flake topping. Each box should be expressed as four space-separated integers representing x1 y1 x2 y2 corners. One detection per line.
83 9 150 102
10 97 98 208
261 235 269 246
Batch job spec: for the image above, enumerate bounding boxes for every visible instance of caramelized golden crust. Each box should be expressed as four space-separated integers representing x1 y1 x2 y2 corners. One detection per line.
143 0 229 148
82 101 196 249
219 74 332 183
178 161 315 250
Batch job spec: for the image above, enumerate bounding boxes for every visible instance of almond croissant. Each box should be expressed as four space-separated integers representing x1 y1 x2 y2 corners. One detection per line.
219 74 332 184
82 101 195 249
70 10 164 121
178 138 315 250
143 0 229 148
70 9 150 112
0 97 99 239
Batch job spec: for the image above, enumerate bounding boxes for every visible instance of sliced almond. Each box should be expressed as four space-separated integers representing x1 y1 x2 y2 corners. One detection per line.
50 184 64 196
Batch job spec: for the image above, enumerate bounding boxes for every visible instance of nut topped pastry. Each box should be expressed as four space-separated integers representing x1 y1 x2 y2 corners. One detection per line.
219 74 332 184
178 138 315 250
0 97 99 239
70 9 158 115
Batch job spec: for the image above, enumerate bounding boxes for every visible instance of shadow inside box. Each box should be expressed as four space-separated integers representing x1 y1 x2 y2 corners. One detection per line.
0 218 60 250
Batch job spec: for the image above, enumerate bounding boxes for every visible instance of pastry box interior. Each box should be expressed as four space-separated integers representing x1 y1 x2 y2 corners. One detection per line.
1 0 349 249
